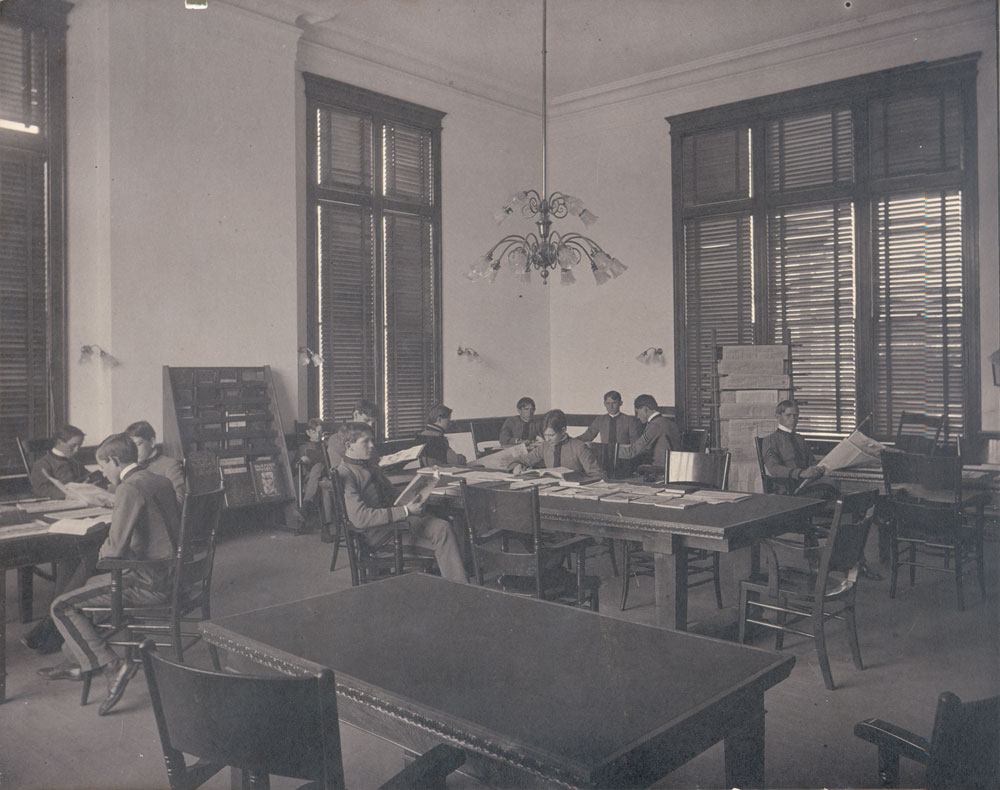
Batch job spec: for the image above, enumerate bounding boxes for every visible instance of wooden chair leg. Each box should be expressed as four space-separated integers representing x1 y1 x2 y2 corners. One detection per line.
737 584 750 644
813 610 835 691
774 600 786 651
889 539 899 599
845 602 864 671
908 544 917 587
954 549 965 611
80 670 95 705
208 644 222 671
976 539 987 597
711 551 723 609
619 541 632 611
605 538 619 578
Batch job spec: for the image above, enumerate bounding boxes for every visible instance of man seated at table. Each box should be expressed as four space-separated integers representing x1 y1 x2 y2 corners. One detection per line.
336 422 468 583
415 404 466 466
499 397 541 446
616 394 681 475
327 399 378 470
125 420 186 506
510 409 602 477
761 400 838 500
575 390 643 447
41 433 180 716
28 424 89 500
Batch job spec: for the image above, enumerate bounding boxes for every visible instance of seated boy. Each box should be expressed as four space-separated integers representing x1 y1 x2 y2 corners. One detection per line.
28 424 89 500
414 404 466 466
295 418 328 529
41 433 180 716
510 409 601 477
336 422 467 583
125 420 187 505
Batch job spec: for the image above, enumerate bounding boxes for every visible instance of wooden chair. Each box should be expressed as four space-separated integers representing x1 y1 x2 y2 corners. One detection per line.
139 641 465 790
79 487 227 705
619 450 731 611
468 417 507 458
326 471 437 585
681 428 710 452
854 691 1000 789
881 451 986 610
461 481 600 611
738 488 879 690
895 411 945 455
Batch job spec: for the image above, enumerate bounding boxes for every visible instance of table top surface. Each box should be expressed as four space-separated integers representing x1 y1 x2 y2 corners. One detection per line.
203 574 795 783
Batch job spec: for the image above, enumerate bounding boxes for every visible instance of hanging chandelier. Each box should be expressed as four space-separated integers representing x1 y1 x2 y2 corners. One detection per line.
466 0 626 286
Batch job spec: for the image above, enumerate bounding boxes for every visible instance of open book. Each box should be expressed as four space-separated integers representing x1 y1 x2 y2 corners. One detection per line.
394 469 444 508
515 467 602 485
42 471 115 507
379 444 425 469
47 515 110 535
467 442 530 470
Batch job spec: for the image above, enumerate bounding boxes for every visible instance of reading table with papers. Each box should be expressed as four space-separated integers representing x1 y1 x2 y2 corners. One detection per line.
0 499 111 703
421 468 827 630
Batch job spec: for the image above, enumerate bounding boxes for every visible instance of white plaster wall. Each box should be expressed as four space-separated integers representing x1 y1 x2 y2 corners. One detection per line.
547 0 999 428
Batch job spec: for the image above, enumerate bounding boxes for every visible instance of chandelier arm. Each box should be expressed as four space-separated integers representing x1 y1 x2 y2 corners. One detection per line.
486 234 531 259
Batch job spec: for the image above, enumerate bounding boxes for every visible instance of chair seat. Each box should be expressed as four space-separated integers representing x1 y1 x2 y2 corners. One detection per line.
497 566 601 600
746 567 854 599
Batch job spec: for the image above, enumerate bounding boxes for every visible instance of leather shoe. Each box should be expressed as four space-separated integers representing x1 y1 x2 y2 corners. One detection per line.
98 658 139 716
38 660 83 681
858 560 883 581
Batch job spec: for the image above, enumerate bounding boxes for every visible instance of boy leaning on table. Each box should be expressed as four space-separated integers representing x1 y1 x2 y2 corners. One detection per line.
39 433 180 716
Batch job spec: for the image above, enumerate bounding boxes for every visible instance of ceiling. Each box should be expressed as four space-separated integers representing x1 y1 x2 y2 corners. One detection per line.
229 0 973 110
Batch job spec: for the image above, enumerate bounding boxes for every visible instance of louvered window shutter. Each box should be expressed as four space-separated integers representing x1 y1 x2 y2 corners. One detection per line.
0 5 65 478
307 77 443 439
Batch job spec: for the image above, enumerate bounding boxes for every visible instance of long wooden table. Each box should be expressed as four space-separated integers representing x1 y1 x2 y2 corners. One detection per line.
0 518 106 703
436 487 826 630
202 574 796 789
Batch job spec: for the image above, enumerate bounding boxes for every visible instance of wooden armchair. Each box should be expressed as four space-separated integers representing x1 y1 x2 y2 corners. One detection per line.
620 450 731 611
326 471 437 585
738 488 878 690
139 641 466 790
79 487 227 705
895 411 945 455
461 481 600 611
854 691 999 789
881 451 986 610
468 417 507 458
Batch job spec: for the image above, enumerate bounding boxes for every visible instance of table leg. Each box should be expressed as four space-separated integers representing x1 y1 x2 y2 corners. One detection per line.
653 536 687 631
1 569 7 703
724 691 766 789
17 566 33 623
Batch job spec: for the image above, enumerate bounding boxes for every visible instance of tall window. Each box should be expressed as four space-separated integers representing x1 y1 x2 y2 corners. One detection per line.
671 55 980 441
304 75 444 439
0 0 69 477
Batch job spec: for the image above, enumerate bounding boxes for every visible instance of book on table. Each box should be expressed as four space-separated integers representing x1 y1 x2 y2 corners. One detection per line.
41 506 112 521
47 515 110 535
378 444 425 469
516 467 602 485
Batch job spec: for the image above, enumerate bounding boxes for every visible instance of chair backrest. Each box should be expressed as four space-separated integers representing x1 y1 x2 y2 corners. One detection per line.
327 471 361 586
171 487 226 609
681 429 710 453
881 451 962 505
816 489 879 585
140 642 346 790
926 691 1000 790
895 411 945 455
461 481 544 597
469 418 507 458
588 441 620 478
16 436 54 475
666 450 730 489
754 436 778 494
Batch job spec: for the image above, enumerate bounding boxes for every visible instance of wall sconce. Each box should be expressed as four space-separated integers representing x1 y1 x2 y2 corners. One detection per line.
457 345 481 361
298 346 322 367
79 344 120 367
635 347 664 365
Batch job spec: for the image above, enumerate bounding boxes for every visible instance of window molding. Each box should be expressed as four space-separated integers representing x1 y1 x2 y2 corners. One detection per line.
303 73 444 439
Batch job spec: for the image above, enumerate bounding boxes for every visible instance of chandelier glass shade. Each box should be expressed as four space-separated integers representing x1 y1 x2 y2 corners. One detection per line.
467 0 626 287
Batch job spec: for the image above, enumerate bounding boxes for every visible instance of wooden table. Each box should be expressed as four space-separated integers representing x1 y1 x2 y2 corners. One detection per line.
436 487 826 630
0 518 107 703
202 574 795 789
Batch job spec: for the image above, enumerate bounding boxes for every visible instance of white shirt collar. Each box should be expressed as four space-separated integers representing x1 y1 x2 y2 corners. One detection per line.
120 462 140 479
777 424 794 434
647 412 662 422
52 447 69 458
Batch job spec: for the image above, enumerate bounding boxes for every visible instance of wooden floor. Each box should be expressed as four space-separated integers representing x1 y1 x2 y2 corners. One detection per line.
2 520 997 789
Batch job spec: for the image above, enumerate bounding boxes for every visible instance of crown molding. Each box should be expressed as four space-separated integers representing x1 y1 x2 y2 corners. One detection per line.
551 0 993 116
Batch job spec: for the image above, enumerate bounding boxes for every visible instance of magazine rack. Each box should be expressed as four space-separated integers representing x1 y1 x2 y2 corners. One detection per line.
162 366 294 513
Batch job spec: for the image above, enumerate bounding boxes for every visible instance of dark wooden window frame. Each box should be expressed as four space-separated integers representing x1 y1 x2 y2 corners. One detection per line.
669 54 981 442
303 74 444 439
0 0 70 476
